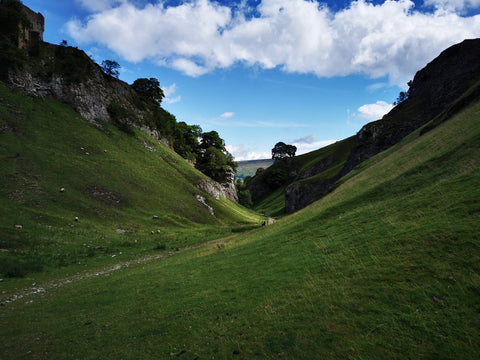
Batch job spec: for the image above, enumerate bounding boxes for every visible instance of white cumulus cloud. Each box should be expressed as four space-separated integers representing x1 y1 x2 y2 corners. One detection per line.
291 136 338 154
226 144 271 161
292 134 317 144
357 100 395 121
67 0 480 84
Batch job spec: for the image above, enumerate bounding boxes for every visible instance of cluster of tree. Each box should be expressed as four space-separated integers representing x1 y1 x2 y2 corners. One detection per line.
195 130 237 182
236 185 253 208
237 141 298 208
126 77 236 182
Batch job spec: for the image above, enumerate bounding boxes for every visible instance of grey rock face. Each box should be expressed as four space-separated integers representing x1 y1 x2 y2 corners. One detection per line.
340 39 480 178
283 39 480 213
197 167 238 203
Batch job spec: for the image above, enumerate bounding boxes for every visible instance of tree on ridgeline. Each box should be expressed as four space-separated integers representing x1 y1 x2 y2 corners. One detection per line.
131 77 165 104
272 142 297 160
393 80 412 105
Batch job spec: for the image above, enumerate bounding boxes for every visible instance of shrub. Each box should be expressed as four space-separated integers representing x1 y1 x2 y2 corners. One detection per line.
107 102 136 135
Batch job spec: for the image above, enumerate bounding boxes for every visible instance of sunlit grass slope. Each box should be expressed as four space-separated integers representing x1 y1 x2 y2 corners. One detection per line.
1 96 479 359
0 82 262 277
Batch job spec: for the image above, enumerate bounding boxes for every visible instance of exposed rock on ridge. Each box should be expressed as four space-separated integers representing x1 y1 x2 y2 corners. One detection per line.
339 38 480 177
7 44 161 140
283 39 480 213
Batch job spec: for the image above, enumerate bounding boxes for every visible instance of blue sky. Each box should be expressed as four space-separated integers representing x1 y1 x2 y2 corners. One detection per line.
22 0 480 160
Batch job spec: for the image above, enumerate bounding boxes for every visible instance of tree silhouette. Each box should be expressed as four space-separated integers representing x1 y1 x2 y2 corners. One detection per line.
131 77 165 104
101 60 120 78
272 142 297 160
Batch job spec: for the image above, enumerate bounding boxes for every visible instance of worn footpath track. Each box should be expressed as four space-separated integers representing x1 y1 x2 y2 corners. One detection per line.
0 236 235 307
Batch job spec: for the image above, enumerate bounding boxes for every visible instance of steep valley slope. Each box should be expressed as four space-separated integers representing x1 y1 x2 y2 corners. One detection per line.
247 39 480 215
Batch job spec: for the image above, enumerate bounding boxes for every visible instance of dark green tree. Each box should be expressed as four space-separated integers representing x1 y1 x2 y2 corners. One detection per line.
196 146 228 181
151 106 176 142
200 130 225 150
101 60 120 78
173 122 202 161
394 91 408 105
237 189 253 208
131 77 165 104
272 142 297 160
393 81 412 105
196 130 237 182
265 165 289 188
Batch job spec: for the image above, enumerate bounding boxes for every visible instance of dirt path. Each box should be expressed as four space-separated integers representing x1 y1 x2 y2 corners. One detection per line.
1 236 233 307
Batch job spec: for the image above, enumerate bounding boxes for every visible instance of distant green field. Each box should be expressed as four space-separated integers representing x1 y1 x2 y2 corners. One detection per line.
235 159 273 179
1 85 479 358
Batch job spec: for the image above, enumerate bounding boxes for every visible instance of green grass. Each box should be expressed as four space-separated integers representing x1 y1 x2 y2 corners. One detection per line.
0 82 262 279
1 89 479 358
253 186 286 217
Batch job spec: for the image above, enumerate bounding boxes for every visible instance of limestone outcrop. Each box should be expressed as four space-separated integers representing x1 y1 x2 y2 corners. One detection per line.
197 167 238 203
339 39 480 178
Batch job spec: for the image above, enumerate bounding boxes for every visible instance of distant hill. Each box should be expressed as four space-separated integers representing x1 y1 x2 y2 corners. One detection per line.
235 159 274 180
247 38 480 215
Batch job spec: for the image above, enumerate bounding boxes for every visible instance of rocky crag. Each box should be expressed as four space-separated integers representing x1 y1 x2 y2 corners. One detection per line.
339 38 480 178
249 39 480 213
197 167 239 203
7 44 161 141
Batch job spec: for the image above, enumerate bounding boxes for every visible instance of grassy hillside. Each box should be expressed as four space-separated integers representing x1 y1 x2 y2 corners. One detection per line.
0 82 262 278
251 136 356 216
1 91 478 358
